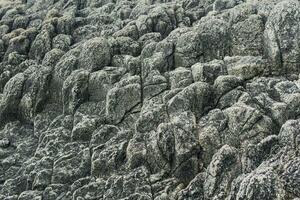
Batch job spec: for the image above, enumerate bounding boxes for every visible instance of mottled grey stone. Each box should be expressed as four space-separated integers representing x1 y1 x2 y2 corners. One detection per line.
225 56 267 80
0 0 300 199
106 82 141 123
62 69 90 115
51 146 90 184
78 37 111 71
29 29 52 61
204 145 241 199
264 0 300 75
191 60 227 84
52 34 71 52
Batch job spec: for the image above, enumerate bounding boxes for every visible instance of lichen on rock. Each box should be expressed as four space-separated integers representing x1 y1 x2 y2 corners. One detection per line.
0 0 300 199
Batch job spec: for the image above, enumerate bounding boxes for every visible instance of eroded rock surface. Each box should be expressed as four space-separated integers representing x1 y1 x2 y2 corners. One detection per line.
0 0 300 199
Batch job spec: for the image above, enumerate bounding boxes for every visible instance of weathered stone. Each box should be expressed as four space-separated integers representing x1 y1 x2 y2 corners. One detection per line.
19 66 52 122
278 119 300 151
204 145 240 199
0 73 25 123
225 56 267 80
143 70 168 99
191 60 227 84
106 82 141 123
228 167 285 200
264 0 300 75
42 48 65 67
78 37 112 72
62 70 90 115
88 70 112 102
18 190 42 200
91 141 127 177
52 34 72 52
29 29 52 61
169 67 193 89
51 146 90 184
168 82 212 117
213 0 241 11
5 35 30 59
0 0 300 199
71 115 98 141
281 158 300 197
232 14 264 56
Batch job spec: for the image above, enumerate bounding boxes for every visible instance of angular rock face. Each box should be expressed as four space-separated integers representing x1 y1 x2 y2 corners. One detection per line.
264 0 300 75
78 37 112 72
0 0 300 199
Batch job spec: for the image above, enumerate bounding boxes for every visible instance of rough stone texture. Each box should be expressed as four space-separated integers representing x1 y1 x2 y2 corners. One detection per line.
62 69 90 115
78 37 112 72
264 0 300 75
0 0 300 199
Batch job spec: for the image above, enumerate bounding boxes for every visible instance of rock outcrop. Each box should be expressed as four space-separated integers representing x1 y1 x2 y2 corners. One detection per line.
0 0 300 199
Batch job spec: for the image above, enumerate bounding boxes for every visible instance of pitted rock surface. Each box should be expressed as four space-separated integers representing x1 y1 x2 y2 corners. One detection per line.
0 0 300 199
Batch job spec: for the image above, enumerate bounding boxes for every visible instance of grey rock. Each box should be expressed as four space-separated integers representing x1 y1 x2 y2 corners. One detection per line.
52 34 72 52
112 54 141 75
169 67 193 89
1 176 27 196
91 140 127 177
175 18 230 68
78 37 111 71
264 0 300 75
71 114 97 141
281 158 300 197
204 145 241 199
32 169 52 190
139 32 162 48
214 75 243 101
88 70 112 102
214 0 241 12
0 25 10 38
1 0 300 199
72 180 106 200
42 184 69 200
51 145 90 184
106 81 141 124
42 48 65 67
62 69 90 115
278 119 300 152
18 190 42 200
7 52 26 66
174 30 200 68
177 173 205 200
198 109 228 166
231 14 264 56
5 35 30 60
228 167 285 200
29 29 52 61
110 36 141 57
0 73 25 123
19 65 52 122
225 56 267 80
223 104 274 146
241 135 279 173
53 50 79 82
135 98 168 133
143 70 168 99
12 16 29 30
191 60 227 84
56 15 75 35
167 82 212 117
103 166 152 199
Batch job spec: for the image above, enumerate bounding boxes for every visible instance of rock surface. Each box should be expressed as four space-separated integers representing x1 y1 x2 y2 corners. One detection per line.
0 0 300 199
